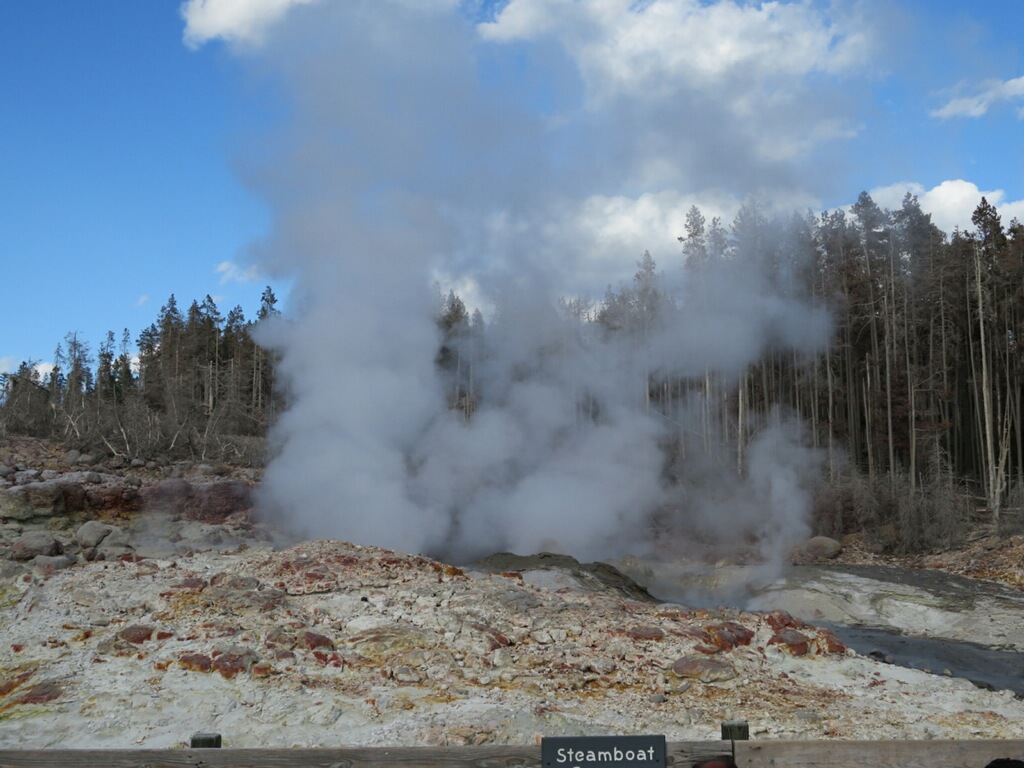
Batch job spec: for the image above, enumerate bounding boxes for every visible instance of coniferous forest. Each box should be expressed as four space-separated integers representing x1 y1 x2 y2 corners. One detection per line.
4 192 1024 550
0 287 281 467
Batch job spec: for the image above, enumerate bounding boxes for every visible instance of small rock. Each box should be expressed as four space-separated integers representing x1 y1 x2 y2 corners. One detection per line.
626 625 665 641
582 658 617 675
14 469 41 484
392 664 422 683
671 657 737 683
31 554 75 574
491 648 515 668
71 586 102 607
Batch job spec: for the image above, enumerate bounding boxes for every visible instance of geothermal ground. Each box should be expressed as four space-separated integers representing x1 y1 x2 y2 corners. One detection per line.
1 437 1023 748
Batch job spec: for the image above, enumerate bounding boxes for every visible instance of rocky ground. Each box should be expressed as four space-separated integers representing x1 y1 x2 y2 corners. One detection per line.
1 437 1023 748
831 528 1024 592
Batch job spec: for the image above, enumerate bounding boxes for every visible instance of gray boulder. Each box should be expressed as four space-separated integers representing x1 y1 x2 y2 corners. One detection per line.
10 530 63 561
792 536 843 562
76 520 116 549
95 527 134 560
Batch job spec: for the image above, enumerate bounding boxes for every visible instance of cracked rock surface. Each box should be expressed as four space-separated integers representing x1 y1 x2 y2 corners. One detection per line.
2 538 1023 748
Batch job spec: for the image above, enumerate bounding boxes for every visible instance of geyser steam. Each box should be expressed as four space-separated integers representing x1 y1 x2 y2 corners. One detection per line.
235 1 848 563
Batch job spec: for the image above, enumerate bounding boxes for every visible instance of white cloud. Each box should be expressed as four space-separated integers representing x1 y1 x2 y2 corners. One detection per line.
477 0 874 170
481 0 871 102
931 75 1024 119
870 179 1024 235
216 260 262 284
180 0 320 47
0 358 56 377
135 294 151 308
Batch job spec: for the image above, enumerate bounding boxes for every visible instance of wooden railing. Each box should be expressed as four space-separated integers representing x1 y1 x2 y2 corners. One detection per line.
0 740 1022 768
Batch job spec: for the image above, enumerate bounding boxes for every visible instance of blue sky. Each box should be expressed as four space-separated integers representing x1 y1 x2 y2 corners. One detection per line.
0 2 270 373
2 0 1022 374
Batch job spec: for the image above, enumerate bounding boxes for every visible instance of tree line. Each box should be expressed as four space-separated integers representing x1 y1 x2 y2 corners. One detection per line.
0 287 280 465
435 193 1024 548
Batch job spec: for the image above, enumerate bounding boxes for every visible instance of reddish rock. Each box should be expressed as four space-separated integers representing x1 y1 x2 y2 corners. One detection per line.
264 626 297 650
703 621 755 652
118 625 155 645
59 482 87 513
301 631 335 650
764 610 810 632
16 681 62 705
252 662 276 678
467 622 511 651
768 628 811 656
432 562 465 580
0 669 34 697
211 647 260 679
626 625 665 641
189 480 252 524
84 484 141 515
201 623 241 639
815 628 847 655
178 653 213 672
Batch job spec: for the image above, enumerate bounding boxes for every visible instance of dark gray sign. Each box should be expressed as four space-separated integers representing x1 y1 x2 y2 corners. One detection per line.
542 735 667 768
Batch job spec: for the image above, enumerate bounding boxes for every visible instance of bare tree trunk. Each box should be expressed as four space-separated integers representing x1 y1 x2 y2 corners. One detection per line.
737 373 745 475
975 247 1001 524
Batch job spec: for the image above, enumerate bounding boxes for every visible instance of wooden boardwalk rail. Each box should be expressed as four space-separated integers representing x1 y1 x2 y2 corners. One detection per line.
0 740 1022 768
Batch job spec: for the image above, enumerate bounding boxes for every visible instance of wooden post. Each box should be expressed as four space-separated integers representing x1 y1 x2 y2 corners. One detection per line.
721 721 749 741
191 732 222 748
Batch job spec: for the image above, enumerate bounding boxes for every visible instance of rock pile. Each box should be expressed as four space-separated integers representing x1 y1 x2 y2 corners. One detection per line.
0 438 259 575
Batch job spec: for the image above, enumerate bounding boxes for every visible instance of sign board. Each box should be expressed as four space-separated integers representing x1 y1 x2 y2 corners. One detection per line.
542 735 667 768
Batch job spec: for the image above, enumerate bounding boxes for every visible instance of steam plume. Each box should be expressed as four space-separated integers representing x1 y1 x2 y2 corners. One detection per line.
239 1 844 563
